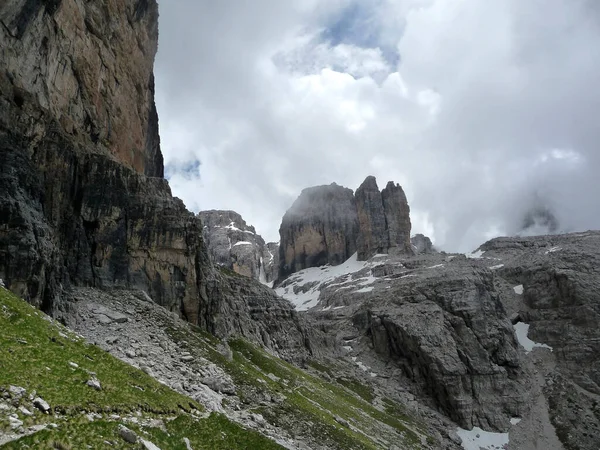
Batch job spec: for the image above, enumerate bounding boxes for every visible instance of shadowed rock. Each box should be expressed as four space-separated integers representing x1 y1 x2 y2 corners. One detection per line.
278 183 360 280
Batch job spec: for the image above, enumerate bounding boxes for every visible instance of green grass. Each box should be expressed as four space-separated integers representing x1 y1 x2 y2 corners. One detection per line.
2 414 282 450
161 324 436 449
0 288 199 415
0 285 435 449
336 376 375 403
0 288 283 449
227 339 430 449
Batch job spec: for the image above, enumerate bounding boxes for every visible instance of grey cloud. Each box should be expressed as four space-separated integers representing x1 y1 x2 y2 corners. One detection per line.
155 0 600 252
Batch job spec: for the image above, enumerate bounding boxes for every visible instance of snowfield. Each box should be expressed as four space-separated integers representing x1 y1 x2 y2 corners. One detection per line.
274 253 385 311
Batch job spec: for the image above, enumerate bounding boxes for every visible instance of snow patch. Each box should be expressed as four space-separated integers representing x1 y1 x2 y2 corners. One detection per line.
465 249 485 259
275 253 383 311
354 286 374 294
456 426 509 450
513 322 553 353
489 264 504 270
545 246 561 254
233 241 252 247
513 285 524 295
510 418 522 425
356 361 369 372
342 346 352 351
427 264 444 269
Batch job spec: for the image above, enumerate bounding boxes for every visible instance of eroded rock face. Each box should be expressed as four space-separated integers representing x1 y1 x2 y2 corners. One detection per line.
199 210 278 285
0 0 176 310
382 181 413 255
355 176 388 260
278 183 359 280
278 176 413 281
0 0 162 176
356 177 413 259
0 131 211 324
302 254 525 431
479 232 600 450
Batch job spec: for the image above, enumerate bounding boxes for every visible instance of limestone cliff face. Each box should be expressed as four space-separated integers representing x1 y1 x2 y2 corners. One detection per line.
381 181 413 255
278 183 360 280
278 177 413 281
0 0 307 350
199 210 278 285
356 177 413 260
355 176 388 259
0 0 163 176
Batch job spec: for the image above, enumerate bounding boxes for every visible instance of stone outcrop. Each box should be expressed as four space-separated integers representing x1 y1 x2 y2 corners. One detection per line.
199 210 278 286
292 231 600 449
381 181 413 255
479 231 600 450
278 176 413 281
301 253 525 431
412 234 436 254
278 183 360 280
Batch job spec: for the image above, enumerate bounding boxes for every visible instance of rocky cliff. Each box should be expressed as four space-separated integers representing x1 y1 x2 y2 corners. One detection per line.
279 230 600 449
279 176 413 281
278 183 360 280
0 0 162 176
199 210 278 285
355 176 413 259
0 0 306 352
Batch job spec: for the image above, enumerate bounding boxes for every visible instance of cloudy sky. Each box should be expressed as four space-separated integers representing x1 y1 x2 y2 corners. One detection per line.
154 0 600 252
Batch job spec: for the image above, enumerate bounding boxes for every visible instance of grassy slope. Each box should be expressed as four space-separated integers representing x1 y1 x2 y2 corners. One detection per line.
166 326 434 449
0 287 281 450
0 285 435 449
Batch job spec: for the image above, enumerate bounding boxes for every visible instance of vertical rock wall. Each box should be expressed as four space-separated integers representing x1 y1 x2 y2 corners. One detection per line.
278 184 360 280
278 176 414 281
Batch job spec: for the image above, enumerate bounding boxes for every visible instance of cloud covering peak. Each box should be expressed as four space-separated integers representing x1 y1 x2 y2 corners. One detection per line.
155 0 600 252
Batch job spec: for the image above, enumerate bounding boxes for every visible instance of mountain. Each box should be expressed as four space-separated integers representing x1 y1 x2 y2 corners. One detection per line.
276 230 600 449
199 210 278 286
278 177 413 281
1 1 599 449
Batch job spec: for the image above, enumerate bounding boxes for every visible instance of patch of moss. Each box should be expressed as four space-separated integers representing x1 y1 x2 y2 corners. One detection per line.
336 376 375 403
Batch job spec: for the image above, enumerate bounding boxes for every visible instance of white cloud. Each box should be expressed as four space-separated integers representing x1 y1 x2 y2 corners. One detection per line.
155 0 600 251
